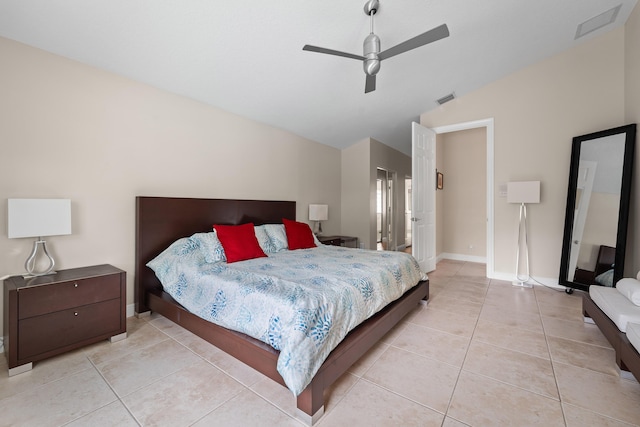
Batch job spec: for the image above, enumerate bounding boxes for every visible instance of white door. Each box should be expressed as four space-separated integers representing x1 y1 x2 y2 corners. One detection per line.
568 160 597 280
411 122 436 273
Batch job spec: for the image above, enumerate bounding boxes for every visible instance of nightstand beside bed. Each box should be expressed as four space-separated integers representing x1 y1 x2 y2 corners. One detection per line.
3 264 127 376
317 235 358 248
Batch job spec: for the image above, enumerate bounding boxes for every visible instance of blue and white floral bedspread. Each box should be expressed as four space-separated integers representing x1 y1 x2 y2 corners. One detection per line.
148 240 425 395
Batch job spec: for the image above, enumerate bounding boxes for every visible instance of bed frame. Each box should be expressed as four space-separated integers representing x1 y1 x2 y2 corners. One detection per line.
134 196 429 424
583 292 640 381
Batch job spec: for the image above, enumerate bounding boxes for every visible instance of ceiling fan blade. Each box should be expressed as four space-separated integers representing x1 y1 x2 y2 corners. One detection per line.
365 74 376 93
303 45 365 61
378 24 449 61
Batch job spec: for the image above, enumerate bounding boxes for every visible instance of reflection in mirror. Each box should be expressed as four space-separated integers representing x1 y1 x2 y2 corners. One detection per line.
560 124 636 292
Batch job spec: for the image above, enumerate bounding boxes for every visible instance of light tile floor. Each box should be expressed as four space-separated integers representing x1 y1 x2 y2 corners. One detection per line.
2 259 640 426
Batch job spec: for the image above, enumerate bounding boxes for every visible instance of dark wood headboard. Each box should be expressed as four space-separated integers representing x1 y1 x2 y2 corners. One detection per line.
135 197 296 314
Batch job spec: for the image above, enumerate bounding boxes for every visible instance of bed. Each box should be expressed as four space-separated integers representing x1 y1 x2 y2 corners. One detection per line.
134 196 429 424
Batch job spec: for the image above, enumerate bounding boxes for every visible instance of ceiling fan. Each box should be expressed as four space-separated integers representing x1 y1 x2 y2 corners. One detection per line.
303 0 449 93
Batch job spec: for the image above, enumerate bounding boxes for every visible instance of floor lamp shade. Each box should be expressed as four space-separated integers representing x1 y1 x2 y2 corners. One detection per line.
507 181 540 204
7 199 72 276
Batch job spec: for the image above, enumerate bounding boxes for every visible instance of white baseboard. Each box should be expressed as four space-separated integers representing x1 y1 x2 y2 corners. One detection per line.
436 254 567 290
127 303 135 318
491 271 567 290
439 252 487 264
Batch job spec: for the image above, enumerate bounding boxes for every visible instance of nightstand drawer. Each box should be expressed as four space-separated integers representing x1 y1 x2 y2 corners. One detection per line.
18 299 122 360
18 274 121 319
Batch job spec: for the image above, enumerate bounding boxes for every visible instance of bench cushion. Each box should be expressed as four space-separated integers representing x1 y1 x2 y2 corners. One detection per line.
590 286 640 333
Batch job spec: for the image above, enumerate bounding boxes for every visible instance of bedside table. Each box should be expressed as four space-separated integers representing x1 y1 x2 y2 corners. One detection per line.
3 264 127 376
318 235 358 248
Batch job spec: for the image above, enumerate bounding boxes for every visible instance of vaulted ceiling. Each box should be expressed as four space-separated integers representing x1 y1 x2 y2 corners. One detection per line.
0 0 637 155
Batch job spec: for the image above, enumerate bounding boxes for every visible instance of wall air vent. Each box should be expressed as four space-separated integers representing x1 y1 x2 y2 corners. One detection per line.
436 93 455 105
575 4 621 40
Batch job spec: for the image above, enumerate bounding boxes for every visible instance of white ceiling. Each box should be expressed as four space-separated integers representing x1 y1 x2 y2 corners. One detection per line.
0 0 637 155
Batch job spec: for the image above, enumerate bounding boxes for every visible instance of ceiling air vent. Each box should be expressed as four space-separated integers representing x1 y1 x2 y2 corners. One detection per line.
575 4 621 40
436 93 455 105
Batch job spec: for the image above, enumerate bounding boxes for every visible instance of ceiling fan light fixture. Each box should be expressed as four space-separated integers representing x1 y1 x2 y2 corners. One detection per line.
364 58 380 76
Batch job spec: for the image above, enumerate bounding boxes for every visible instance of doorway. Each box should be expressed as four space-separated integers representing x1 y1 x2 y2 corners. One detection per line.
377 168 395 251
415 118 495 278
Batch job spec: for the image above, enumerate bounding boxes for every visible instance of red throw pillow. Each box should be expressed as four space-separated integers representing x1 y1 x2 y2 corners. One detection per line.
283 218 317 250
213 223 267 263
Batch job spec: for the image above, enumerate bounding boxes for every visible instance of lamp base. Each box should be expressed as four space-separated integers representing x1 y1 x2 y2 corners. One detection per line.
25 238 57 277
512 280 533 288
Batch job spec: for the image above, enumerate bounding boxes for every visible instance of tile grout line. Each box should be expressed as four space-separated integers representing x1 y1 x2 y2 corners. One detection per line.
84 354 143 427
439 264 490 424
533 285 569 427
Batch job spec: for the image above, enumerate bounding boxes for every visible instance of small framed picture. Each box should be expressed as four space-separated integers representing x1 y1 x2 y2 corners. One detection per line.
436 171 444 190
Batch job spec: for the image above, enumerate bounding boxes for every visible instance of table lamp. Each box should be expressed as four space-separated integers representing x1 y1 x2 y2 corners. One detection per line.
309 204 328 235
8 198 72 276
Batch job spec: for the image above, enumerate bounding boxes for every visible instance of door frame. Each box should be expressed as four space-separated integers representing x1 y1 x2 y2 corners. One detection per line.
431 118 495 279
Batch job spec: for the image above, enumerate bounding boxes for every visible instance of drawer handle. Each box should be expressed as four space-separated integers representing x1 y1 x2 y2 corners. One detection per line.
74 312 78 316
74 283 78 288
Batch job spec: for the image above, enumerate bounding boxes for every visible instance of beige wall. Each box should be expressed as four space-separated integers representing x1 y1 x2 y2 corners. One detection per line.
341 138 371 247
438 128 487 259
0 37 342 331
421 28 626 280
627 4 640 277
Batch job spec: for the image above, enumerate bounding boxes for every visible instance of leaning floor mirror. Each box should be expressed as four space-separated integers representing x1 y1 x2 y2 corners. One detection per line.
560 124 636 292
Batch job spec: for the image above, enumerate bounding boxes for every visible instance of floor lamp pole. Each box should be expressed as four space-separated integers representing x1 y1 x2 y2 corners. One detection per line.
513 202 533 288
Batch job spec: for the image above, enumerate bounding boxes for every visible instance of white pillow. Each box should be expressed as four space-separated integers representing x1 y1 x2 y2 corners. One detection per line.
190 232 226 263
263 224 289 252
254 225 277 253
616 278 640 306
147 236 208 278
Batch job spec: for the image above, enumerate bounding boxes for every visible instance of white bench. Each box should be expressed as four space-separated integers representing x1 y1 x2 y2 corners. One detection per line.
583 286 640 381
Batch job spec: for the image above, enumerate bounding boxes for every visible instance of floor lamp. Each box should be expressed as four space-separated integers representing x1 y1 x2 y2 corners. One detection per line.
507 181 540 287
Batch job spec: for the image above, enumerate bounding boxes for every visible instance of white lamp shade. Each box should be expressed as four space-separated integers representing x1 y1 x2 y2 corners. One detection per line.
309 204 328 221
8 199 72 238
507 181 541 204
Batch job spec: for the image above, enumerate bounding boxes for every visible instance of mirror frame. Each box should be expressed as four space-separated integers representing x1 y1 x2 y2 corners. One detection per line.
560 124 636 292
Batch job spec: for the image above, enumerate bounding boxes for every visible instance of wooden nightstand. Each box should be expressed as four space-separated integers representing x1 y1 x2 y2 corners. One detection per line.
3 264 127 376
318 235 358 248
